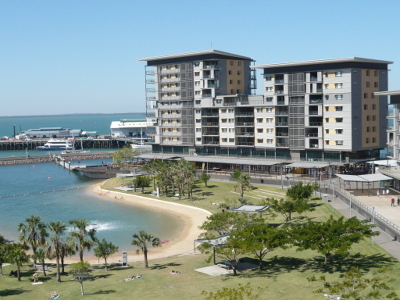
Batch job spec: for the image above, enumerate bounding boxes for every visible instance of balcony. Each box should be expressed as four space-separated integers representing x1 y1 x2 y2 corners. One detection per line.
236 122 254 126
160 68 180 74
161 123 182 128
309 122 323 126
310 144 320 148
236 132 254 136
146 70 155 75
236 142 254 146
202 93 212 97
275 111 288 116
275 90 284 95
275 79 284 84
146 79 155 83
235 112 254 117
161 114 181 119
202 122 219 126
146 97 157 100
310 77 318 82
203 131 219 136
207 84 221 88
306 133 319 137
276 122 288 126
276 132 288 136
202 113 218 116
276 143 289 147
203 64 221 69
310 99 323 104
309 111 319 115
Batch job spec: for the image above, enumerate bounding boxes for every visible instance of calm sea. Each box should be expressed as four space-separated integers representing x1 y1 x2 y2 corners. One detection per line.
0 113 146 138
0 159 181 252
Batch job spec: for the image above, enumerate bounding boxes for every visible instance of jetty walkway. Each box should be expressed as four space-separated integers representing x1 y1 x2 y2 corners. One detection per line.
0 151 114 166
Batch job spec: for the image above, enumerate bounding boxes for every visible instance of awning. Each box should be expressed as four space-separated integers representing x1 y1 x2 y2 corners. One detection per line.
336 173 392 182
286 162 329 169
366 159 397 167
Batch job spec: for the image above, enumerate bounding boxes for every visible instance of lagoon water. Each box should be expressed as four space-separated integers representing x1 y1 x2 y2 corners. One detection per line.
0 113 181 253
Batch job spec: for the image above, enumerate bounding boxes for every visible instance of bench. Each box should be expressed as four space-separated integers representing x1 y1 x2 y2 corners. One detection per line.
34 264 51 272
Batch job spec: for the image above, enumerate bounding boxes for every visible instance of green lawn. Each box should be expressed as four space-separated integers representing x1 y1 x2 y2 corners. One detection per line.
2 179 400 299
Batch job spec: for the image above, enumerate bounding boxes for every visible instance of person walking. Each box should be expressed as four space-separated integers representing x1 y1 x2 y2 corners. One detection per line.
397 197 400 206
391 197 395 207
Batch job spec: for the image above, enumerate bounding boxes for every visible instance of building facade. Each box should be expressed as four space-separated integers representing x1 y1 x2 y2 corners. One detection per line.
138 51 391 163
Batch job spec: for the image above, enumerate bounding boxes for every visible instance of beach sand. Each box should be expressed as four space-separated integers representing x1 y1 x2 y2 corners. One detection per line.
63 182 211 265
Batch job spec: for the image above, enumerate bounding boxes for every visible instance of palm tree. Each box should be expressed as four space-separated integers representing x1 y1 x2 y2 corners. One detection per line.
0 235 9 276
69 219 97 262
18 215 48 262
131 230 161 268
46 221 66 282
7 243 30 281
32 248 47 276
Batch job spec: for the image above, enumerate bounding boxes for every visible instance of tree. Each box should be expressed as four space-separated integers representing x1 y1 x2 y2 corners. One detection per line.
112 146 139 167
287 182 319 200
131 230 161 268
32 248 48 276
308 267 400 300
141 159 163 189
7 243 30 281
0 236 9 276
18 215 48 262
133 175 150 193
46 221 67 282
199 172 211 187
69 219 97 262
263 196 314 222
201 283 265 300
94 239 119 271
199 212 250 236
231 169 242 180
239 224 288 269
291 216 378 264
70 261 92 296
234 173 252 201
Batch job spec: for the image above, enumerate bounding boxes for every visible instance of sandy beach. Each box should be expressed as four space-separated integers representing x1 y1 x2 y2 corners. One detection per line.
63 182 212 265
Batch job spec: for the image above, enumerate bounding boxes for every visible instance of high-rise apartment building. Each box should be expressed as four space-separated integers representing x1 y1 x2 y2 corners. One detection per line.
138 50 257 155
138 51 391 163
254 58 391 162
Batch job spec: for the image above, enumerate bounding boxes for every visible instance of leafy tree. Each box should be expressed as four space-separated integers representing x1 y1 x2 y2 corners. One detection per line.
239 224 288 269
199 212 250 236
173 159 197 199
231 169 242 180
141 159 163 189
46 221 67 282
7 243 30 281
287 182 319 200
69 219 97 262
70 261 92 296
263 196 314 222
94 239 119 271
199 172 211 187
112 146 139 167
291 216 378 264
308 267 400 300
201 283 265 300
18 215 48 262
133 175 151 193
112 150 125 167
32 248 48 276
131 230 161 268
0 236 9 276
234 173 252 201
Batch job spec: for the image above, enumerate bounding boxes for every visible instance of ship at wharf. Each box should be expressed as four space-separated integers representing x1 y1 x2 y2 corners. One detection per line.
0 138 133 151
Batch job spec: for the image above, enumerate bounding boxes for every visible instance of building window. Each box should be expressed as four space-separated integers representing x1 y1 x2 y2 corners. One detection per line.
335 106 343 111
266 128 273 133
237 80 241 84
336 140 343 145
374 70 378 76
267 139 273 144
221 119 227 123
266 97 273 102
237 71 241 75
229 80 233 84
374 82 378 88
265 75 272 81
366 70 370 76
220 109 226 113
194 62 200 67
325 95 329 100
257 128 263 133
195 91 200 95
221 138 227 142
266 87 273 92
227 108 233 113
195 109 201 114
335 129 343 134
335 94 343 100
371 93 375 99
230 61 234 66
257 139 263 143
195 72 200 76
195 119 201 123
325 106 329 112
324 73 328 77
325 140 329 145
335 83 343 89
221 128 227 133
364 93 368 99
236 89 240 94
196 138 201 142
372 104 376 110
195 100 201 104
324 84 329 89
366 138 369 143
335 71 342 77
325 118 329 123
364 104 368 110
372 137 376 143
229 128 235 133
229 119 234 123
366 82 370 87
325 129 329 134
266 118 273 123
195 81 200 86
366 116 370 121
372 126 376 132
238 61 241 66
256 118 263 123
256 108 263 113
266 107 272 112
228 70 232 75
196 128 201 132
336 118 343 122
367 127 370 132
229 138 234 142
372 115 376 121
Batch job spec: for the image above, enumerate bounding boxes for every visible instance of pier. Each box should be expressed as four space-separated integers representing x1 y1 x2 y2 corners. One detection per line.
0 151 114 166
0 138 133 151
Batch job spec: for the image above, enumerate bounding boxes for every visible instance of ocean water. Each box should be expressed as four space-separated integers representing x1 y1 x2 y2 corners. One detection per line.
0 113 146 138
0 160 182 252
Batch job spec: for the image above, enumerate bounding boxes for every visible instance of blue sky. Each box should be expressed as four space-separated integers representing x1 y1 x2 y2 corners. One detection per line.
1 0 399 116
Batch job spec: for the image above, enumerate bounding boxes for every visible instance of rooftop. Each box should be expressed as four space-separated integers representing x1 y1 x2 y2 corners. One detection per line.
253 57 393 69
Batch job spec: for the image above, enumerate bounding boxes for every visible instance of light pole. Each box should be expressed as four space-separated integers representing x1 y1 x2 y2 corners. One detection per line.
349 191 354 217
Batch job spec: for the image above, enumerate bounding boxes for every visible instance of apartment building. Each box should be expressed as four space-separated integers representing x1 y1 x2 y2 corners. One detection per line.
254 57 391 162
137 50 256 155
138 51 391 163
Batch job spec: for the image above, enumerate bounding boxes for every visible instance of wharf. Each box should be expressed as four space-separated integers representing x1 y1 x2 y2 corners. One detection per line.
0 151 114 166
0 138 132 151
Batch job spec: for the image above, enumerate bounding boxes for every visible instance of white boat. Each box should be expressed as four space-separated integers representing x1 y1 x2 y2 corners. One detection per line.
61 139 90 154
131 141 152 150
37 139 74 151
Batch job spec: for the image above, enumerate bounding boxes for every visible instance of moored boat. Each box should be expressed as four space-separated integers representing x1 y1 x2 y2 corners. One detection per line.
37 139 74 151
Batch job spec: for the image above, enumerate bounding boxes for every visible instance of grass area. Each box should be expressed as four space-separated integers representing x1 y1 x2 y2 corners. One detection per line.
2 179 400 299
